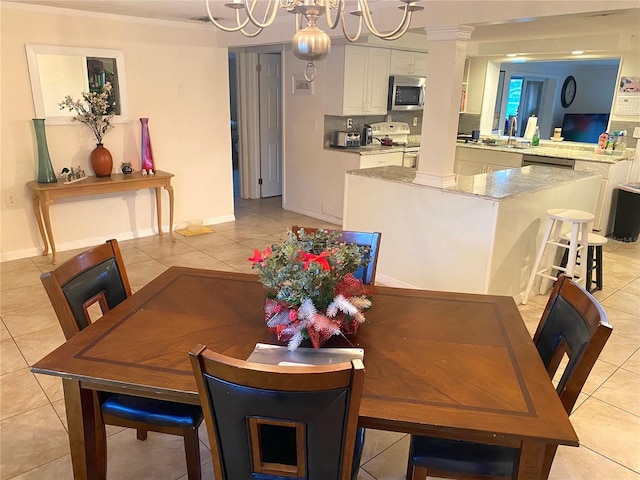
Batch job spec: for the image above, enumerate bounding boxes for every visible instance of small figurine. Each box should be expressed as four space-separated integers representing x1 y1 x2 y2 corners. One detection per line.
121 162 134 175
61 165 87 184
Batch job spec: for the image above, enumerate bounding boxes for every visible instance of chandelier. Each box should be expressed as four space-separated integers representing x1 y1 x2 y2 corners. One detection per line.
204 0 424 81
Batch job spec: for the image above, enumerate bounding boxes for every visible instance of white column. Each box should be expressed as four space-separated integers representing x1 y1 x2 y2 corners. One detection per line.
414 25 474 188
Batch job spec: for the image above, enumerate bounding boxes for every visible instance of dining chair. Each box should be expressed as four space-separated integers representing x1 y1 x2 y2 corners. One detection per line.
292 225 380 478
291 226 382 285
189 344 365 480
406 274 613 480
40 239 204 480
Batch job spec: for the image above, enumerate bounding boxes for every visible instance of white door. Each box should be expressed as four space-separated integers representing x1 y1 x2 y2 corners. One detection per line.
258 53 282 198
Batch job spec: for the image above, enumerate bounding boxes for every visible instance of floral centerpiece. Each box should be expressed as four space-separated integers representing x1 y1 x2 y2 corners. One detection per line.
249 228 373 351
59 82 116 177
59 82 115 144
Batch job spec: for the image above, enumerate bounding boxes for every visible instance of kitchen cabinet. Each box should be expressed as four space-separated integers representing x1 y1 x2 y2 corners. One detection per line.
455 146 523 175
574 159 631 234
389 50 428 76
323 149 403 219
325 46 390 116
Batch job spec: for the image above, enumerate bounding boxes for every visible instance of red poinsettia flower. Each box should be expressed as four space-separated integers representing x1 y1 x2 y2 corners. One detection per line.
298 251 331 271
248 246 272 266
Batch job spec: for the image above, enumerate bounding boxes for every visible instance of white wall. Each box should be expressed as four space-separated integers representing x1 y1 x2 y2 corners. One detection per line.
0 4 235 261
281 49 328 219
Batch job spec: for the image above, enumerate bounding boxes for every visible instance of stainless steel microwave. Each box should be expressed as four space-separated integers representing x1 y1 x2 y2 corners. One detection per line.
388 75 426 111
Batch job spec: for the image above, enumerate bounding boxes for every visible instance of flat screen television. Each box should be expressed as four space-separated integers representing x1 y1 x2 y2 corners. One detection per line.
561 113 610 143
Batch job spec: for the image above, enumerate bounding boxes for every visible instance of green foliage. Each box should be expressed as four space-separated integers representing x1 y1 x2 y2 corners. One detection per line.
251 228 370 310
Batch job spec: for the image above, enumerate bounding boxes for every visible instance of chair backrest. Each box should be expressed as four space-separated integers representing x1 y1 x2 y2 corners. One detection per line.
189 345 364 480
40 239 132 340
533 274 612 414
291 226 381 285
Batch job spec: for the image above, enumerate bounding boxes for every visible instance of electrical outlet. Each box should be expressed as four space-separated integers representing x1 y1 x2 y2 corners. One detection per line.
413 117 418 127
6 190 17 207
346 118 353 129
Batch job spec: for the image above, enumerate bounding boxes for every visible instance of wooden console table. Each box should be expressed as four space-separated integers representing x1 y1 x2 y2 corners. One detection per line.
27 171 175 264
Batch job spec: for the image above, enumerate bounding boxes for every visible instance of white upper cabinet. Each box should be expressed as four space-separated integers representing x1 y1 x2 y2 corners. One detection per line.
325 45 390 116
389 50 428 76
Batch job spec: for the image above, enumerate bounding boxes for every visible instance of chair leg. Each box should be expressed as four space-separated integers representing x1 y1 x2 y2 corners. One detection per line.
183 427 202 480
409 465 427 480
406 461 414 480
585 245 594 292
595 245 603 291
523 218 555 304
351 427 365 480
136 429 148 441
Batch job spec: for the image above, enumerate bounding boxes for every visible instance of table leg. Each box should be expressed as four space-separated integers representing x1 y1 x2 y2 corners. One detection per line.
165 184 176 242
155 187 163 237
41 196 57 264
62 379 107 480
517 440 548 479
31 194 49 257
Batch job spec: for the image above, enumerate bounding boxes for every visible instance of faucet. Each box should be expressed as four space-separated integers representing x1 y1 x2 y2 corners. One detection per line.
507 116 518 145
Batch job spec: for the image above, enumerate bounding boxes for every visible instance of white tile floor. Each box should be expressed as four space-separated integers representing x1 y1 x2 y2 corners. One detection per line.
1 196 639 479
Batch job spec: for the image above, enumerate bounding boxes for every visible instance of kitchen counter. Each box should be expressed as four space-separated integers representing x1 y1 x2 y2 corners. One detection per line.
326 145 406 155
347 164 599 200
457 139 634 164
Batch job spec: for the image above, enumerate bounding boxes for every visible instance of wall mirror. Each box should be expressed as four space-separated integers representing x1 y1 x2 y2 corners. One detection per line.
25 44 129 125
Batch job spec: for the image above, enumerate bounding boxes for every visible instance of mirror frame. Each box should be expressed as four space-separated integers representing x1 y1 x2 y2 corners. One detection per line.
25 44 129 125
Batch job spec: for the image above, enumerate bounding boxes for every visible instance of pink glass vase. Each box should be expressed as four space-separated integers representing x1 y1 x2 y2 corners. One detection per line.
140 118 155 173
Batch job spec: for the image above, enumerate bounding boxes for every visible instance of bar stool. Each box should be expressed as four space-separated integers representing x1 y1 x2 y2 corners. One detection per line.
559 232 607 293
522 208 594 304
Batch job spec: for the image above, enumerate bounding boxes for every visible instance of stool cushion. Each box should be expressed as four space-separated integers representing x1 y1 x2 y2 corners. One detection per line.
562 232 608 246
102 394 203 428
547 209 594 222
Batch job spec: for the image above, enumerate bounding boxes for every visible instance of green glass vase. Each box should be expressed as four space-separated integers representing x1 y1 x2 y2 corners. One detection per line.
33 118 57 183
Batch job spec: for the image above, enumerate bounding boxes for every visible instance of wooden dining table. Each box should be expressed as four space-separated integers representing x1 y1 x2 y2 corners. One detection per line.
32 267 578 480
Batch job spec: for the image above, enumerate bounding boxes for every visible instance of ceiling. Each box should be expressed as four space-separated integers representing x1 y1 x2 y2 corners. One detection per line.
5 0 640 58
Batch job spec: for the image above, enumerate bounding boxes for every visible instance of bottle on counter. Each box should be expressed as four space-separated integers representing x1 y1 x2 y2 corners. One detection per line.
616 131 627 152
605 134 615 154
532 126 540 146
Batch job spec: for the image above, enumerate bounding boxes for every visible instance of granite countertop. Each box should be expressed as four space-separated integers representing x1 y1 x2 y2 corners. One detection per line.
457 140 634 164
347 165 600 200
326 145 407 155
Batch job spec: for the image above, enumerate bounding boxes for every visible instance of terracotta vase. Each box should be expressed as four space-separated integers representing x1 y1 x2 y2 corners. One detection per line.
90 144 113 177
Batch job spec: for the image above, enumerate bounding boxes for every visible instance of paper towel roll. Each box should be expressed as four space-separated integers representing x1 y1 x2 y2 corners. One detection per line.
524 116 538 140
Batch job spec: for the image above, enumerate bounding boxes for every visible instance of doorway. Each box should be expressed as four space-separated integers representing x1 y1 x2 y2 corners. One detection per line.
232 50 283 201
228 53 240 198
257 53 282 198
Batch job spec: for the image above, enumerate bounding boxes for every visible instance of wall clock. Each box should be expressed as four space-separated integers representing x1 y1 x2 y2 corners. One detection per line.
561 75 577 108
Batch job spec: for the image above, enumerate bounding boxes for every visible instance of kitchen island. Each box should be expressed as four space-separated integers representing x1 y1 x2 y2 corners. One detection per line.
455 140 634 234
342 165 601 302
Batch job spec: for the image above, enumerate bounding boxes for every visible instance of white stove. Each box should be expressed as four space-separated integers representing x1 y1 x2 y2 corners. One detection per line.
369 121 410 145
369 121 420 167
